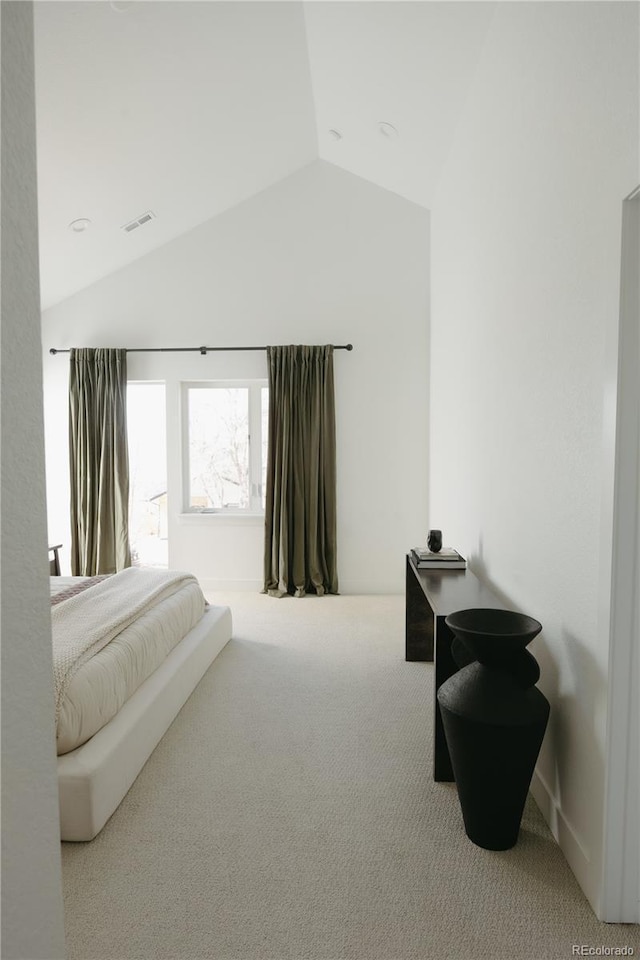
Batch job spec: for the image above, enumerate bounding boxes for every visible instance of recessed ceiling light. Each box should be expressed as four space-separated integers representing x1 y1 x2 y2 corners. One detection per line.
69 218 91 233
378 121 399 140
328 129 343 141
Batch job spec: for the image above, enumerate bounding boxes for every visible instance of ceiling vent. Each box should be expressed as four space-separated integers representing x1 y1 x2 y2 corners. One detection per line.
122 211 156 234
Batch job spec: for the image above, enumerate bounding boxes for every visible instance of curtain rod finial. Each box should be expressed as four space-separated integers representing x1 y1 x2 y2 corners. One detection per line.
50 348 58 355
346 343 353 351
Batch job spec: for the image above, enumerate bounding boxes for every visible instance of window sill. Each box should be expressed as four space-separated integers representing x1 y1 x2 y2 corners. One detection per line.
178 512 264 526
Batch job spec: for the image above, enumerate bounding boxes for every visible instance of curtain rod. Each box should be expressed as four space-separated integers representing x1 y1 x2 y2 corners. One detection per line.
49 344 353 356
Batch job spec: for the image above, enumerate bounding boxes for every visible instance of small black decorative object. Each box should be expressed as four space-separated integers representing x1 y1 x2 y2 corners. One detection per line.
427 529 442 553
437 608 549 851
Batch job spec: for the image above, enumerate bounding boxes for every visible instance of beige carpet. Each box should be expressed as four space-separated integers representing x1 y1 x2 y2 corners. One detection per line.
61 594 639 960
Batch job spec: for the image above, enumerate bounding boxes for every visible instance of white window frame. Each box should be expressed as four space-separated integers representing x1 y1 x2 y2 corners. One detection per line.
181 380 268 515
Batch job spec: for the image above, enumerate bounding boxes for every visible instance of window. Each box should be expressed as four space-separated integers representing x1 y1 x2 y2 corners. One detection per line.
182 382 268 514
127 382 168 567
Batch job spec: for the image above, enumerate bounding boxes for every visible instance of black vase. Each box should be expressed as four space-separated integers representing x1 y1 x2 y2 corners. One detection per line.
427 529 442 553
437 608 550 851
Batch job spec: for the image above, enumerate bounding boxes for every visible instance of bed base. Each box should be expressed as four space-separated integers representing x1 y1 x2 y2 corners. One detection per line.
58 604 232 841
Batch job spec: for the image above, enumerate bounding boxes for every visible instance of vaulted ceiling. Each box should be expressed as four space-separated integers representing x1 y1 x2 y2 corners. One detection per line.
34 1 496 309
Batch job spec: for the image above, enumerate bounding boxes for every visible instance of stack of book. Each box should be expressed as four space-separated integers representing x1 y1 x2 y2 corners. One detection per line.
410 546 466 569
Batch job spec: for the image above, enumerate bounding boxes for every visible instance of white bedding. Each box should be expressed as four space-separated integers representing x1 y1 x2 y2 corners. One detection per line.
52 574 206 755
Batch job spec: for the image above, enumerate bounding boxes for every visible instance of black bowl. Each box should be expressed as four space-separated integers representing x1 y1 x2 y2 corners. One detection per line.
445 608 542 664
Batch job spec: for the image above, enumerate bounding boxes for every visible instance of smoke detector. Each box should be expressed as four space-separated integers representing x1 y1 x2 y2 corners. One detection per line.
122 211 156 234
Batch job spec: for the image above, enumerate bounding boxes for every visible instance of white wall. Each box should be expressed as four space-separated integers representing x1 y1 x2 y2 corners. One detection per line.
429 2 638 918
0 3 66 957
601 190 640 922
42 160 430 594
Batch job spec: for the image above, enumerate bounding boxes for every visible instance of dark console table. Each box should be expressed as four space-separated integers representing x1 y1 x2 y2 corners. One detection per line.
405 554 510 781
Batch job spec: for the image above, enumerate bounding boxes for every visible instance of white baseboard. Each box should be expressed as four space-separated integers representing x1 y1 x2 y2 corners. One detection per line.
530 768 600 915
338 580 403 595
199 579 403 596
199 579 263 594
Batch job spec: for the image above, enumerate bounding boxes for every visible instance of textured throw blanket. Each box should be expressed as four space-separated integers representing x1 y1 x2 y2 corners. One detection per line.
51 566 200 723
50 575 110 606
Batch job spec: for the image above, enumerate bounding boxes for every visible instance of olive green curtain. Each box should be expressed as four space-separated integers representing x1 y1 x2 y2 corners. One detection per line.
263 344 338 598
69 348 131 576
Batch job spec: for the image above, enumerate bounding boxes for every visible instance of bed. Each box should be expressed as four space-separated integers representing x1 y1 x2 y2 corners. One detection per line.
51 568 232 841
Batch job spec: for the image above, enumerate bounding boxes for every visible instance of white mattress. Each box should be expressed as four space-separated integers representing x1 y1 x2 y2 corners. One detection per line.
52 575 206 755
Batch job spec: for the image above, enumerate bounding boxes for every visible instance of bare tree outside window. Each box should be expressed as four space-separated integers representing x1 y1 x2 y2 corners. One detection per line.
185 383 268 513
188 388 249 508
